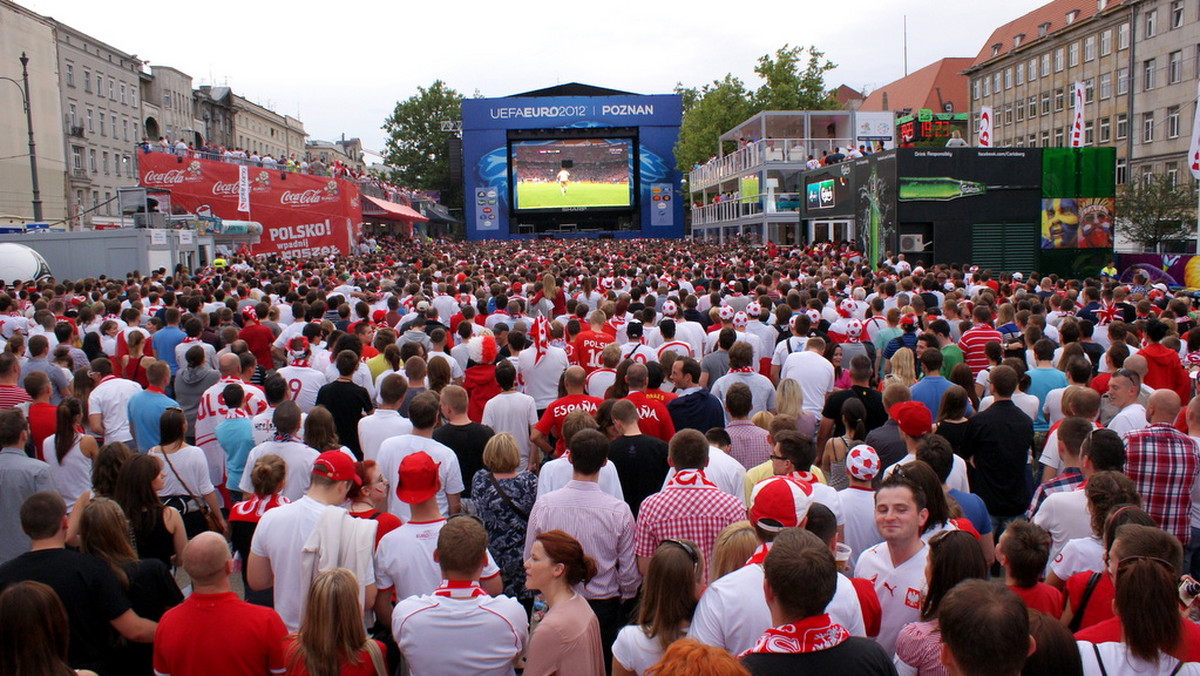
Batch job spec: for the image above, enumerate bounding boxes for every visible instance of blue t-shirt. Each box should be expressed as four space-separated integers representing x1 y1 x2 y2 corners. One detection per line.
126 390 179 453
1026 367 1068 431
949 488 993 536
151 326 187 373
910 375 953 419
215 417 256 492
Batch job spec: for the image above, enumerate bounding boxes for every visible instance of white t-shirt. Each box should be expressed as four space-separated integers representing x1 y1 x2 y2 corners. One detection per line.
614 624 686 675
88 376 143 443
661 446 746 502
978 392 1040 421
1108 403 1148 438
375 518 500 600
586 369 616 399
854 541 929 657
779 351 834 416
250 407 308 447
482 392 538 467
238 440 318 502
517 346 569 409
276 365 326 413
324 361 375 401
43 434 92 512
838 486 882 571
393 592 528 676
1032 486 1091 569
151 445 214 509
250 496 328 631
1078 641 1200 676
710 371 776 423
536 457 624 500
1049 535 1104 581
377 435 464 521
357 409 413 463
884 453 970 493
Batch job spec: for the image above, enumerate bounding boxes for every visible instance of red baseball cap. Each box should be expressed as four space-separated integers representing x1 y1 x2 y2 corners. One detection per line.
748 476 813 532
312 450 360 485
395 451 441 504
890 401 932 437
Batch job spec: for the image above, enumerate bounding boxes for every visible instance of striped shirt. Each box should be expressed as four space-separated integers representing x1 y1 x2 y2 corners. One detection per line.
958 324 1003 376
525 480 641 599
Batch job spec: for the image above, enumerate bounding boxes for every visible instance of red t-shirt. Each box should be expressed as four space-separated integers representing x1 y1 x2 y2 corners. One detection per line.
1064 571 1115 631
27 402 58 460
573 330 614 373
1009 582 1063 619
643 389 678 405
284 639 387 676
239 324 276 370
1076 616 1200 662
153 591 287 676
350 508 402 548
624 391 676 443
534 394 602 457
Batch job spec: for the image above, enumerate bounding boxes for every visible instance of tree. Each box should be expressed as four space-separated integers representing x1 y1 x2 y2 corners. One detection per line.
753 45 839 111
1117 174 1198 252
382 80 464 205
673 75 758 173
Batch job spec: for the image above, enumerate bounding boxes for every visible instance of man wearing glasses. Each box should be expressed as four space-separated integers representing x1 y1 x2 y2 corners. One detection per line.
1106 368 1147 438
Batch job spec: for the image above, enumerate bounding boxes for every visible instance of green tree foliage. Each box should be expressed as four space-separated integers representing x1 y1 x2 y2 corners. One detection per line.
382 80 464 204
1117 174 1198 252
674 45 839 172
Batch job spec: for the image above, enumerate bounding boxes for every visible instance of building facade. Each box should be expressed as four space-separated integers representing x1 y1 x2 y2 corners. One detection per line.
305 137 364 171
140 65 201 146
193 85 236 149
232 94 305 159
54 21 142 226
0 0 68 225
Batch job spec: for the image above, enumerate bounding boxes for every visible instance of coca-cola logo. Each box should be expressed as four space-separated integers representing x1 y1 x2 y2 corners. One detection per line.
143 169 201 185
280 189 335 206
212 181 239 196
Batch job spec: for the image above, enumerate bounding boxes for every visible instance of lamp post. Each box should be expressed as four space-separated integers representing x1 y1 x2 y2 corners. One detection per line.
1 52 43 221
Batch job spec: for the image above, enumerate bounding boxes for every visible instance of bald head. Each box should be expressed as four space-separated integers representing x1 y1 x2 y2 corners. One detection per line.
625 363 648 389
218 352 241 377
1187 395 1200 435
564 365 586 391
1123 354 1148 379
1147 389 1182 423
182 532 231 585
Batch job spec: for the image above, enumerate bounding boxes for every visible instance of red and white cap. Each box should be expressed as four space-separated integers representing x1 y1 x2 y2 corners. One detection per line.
805 308 821 324
661 300 679 316
749 476 813 532
717 305 736 321
838 298 857 317
845 318 863 339
745 301 763 318
241 305 259 322
733 311 749 328
900 313 919 327
846 444 880 481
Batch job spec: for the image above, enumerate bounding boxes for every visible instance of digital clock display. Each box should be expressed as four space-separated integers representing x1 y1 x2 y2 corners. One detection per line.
897 110 970 148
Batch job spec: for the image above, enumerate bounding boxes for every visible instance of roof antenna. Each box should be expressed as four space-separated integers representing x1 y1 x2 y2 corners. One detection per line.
903 15 909 77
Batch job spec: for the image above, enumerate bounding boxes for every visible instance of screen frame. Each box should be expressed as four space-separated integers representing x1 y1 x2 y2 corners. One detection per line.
506 127 640 216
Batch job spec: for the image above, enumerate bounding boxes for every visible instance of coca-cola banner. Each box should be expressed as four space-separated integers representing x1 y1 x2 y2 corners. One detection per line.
138 152 361 257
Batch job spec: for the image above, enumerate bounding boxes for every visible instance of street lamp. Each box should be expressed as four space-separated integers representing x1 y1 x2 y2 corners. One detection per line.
0 52 43 221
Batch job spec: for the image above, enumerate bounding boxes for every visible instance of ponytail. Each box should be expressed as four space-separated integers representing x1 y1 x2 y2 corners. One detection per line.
54 399 82 464
1111 524 1184 663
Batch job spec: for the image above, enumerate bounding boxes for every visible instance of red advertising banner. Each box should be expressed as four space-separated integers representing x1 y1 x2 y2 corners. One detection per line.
138 152 361 257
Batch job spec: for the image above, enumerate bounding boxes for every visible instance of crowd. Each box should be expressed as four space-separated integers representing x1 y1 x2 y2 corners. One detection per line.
1 235 1199 676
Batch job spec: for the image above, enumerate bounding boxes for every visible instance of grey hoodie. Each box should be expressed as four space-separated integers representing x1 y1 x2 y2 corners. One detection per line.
174 365 219 439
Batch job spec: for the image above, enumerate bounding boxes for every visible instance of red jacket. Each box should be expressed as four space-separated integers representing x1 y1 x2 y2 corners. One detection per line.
463 364 500 423
1139 342 1191 401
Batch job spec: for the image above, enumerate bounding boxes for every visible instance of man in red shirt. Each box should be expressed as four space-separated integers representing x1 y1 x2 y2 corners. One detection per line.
531 366 601 459
574 309 614 373
623 363 676 443
958 305 1003 377
237 305 275 371
153 532 287 676
0 353 30 410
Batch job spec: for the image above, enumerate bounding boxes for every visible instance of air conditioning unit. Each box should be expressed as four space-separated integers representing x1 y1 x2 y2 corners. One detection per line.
900 234 926 251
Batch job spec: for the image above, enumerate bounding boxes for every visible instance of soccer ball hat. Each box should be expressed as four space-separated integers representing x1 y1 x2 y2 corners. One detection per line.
717 305 735 321
846 444 881 481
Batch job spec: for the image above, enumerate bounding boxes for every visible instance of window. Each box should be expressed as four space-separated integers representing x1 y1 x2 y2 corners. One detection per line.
994 73 1002 93
122 119 128 142
1039 21 1051 37
1041 131 1051 146
104 192 111 216
95 74 102 94
88 149 96 173
1042 92 1051 115
1014 34 1025 48
1028 133 1037 146
1166 162 1179 186
163 92 171 108
102 151 109 175
1085 121 1095 145
1100 117 1111 142
1140 166 1154 185
983 77 991 97
1055 88 1065 111
86 109 93 132
68 103 76 127
1171 0 1184 28
120 84 125 104
99 112 105 137
1119 22 1130 50
992 44 1002 57
1145 10 1157 38
1055 48 1065 72
1169 50 1182 83
1028 96 1037 117
1118 67 1130 95
1168 106 1180 138
1029 58 1038 80
1069 42 1080 67
65 64 74 87
1116 157 1127 184
1005 107 1014 125
1054 128 1065 147
92 191 99 209
1144 59 1156 90
1016 63 1025 85
1100 30 1112 56
1085 78 1095 103
1100 73 1112 99
1005 68 1012 89
1041 53 1051 77
1016 103 1025 122
83 70 91 93
1117 113 1129 139
1084 36 1096 61
972 80 980 100
1143 111 1155 142
108 80 114 100
71 146 83 171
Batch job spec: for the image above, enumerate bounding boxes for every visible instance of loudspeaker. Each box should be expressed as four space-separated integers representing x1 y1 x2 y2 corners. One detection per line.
448 137 463 184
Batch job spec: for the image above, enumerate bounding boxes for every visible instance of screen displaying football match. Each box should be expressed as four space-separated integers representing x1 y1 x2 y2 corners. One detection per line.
511 138 633 210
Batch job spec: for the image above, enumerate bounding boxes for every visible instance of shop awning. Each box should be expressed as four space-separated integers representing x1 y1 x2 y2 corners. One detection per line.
361 195 429 222
423 203 460 223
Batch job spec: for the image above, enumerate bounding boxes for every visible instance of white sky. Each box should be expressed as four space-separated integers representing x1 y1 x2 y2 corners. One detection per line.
23 0 1048 153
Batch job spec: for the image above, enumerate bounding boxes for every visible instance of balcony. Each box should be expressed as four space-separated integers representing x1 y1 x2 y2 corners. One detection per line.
69 125 86 138
690 191 802 226
688 138 852 190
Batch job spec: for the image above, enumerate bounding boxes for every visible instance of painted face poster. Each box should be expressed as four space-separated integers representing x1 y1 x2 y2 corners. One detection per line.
1041 197 1114 249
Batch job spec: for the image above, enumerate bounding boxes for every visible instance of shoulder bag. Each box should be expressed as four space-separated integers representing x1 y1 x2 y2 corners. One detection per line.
487 472 529 522
159 447 224 535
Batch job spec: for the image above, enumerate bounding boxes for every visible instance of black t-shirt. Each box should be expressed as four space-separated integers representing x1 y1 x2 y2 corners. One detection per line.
0 548 131 674
607 434 669 518
740 637 898 676
315 380 373 458
114 558 184 675
433 422 496 499
821 386 888 437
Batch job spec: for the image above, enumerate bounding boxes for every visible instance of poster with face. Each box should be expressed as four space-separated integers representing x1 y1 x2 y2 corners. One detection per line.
1041 197 1114 248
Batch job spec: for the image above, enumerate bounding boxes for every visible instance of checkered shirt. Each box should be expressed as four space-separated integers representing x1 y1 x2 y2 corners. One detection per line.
1122 423 1199 544
634 476 747 572
726 420 774 470
1026 469 1084 518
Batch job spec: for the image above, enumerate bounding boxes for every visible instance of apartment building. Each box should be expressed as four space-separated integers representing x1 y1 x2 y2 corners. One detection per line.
232 94 305 159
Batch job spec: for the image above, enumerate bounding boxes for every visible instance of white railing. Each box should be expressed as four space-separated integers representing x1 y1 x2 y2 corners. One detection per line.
689 192 802 226
688 137 853 189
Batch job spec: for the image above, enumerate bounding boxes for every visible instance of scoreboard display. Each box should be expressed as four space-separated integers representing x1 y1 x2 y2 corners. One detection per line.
897 109 970 148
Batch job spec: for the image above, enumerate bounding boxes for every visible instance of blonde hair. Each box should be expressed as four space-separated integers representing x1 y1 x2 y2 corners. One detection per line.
774 379 804 418
482 432 521 474
709 521 757 581
888 347 917 387
289 569 372 676
750 410 774 431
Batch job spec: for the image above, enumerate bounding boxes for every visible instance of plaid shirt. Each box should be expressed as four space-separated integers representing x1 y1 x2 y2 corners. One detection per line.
1123 423 1199 544
1026 468 1084 518
726 420 773 470
633 471 746 574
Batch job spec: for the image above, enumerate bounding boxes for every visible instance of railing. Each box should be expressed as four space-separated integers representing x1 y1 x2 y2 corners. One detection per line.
688 137 853 190
69 125 86 138
689 192 802 226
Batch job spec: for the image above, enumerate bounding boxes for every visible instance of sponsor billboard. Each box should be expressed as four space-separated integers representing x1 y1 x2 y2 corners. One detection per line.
138 153 360 258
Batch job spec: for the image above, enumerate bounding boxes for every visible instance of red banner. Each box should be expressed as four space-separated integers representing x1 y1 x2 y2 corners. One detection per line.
138 152 361 257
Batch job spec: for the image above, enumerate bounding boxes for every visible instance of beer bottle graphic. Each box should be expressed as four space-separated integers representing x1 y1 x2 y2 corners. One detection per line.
898 177 1037 201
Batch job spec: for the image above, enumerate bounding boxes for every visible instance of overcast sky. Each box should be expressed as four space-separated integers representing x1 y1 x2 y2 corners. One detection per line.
24 0 1047 153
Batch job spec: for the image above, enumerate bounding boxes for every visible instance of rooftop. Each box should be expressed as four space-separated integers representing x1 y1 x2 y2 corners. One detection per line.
970 0 1103 68
861 58 973 113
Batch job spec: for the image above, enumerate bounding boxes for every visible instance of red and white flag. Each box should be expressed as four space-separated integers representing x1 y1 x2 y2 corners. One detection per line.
1189 82 1200 179
529 316 549 365
978 106 993 147
1070 82 1085 148
237 164 250 213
